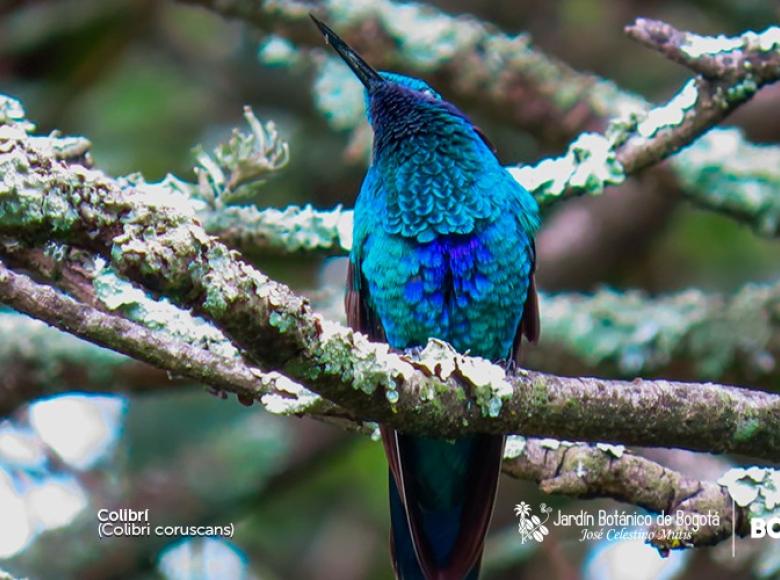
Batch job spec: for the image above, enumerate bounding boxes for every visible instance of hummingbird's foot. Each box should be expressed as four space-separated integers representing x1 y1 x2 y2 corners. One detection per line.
400 345 425 358
501 359 529 375
206 386 228 400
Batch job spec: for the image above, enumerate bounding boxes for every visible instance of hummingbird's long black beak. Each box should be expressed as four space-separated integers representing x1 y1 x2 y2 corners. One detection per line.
310 14 384 90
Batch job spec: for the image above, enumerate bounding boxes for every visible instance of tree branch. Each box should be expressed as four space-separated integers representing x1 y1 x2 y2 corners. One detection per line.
531 282 780 387
179 1 780 215
0 260 265 401
0 311 173 416
0 292 757 553
672 128 780 236
5 261 779 421
2 126 780 459
0 306 750 553
0 260 364 426
201 203 353 256
625 18 780 81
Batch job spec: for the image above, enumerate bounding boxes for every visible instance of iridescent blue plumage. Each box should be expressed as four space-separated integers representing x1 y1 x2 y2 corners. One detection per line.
312 16 540 580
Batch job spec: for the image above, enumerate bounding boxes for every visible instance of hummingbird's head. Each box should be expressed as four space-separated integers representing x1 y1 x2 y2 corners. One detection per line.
310 15 477 153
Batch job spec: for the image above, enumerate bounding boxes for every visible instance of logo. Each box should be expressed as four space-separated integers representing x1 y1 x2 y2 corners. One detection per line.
751 516 780 538
513 501 552 543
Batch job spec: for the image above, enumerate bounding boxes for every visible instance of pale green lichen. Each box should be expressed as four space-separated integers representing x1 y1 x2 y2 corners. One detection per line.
305 0 649 134
460 358 512 417
258 35 301 66
202 245 239 317
688 282 775 378
202 204 354 252
327 0 483 69
681 26 780 58
734 415 761 443
260 373 324 414
723 77 758 104
539 288 723 377
747 27 780 52
409 338 458 380
509 132 625 204
317 318 414 396
121 173 198 212
0 95 34 132
376 2 482 69
108 173 209 290
0 124 106 233
503 435 527 459
269 309 297 333
92 260 239 359
313 57 366 130
39 134 92 160
672 128 780 235
636 80 698 138
596 442 626 458
538 438 575 450
194 107 289 205
718 467 780 519
408 338 513 417
681 33 744 58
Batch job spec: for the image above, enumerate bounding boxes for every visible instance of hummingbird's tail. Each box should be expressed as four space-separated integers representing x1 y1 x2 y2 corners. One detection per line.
383 428 504 580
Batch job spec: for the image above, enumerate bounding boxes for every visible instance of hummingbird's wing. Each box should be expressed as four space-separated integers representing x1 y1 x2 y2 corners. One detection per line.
512 240 539 363
345 260 386 343
472 124 498 156
346 164 387 344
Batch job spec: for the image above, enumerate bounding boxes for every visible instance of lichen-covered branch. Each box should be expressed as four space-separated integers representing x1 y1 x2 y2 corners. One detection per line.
672 128 780 236
532 282 780 387
201 203 354 255
0 260 263 402
626 18 780 82
0 276 765 553
0 260 359 425
0 310 169 416
617 21 780 175
0 303 763 553
2 117 780 461
0 307 756 554
0 238 771 556
514 20 780 205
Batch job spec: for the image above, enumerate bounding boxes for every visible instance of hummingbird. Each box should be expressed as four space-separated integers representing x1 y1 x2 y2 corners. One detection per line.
311 15 540 579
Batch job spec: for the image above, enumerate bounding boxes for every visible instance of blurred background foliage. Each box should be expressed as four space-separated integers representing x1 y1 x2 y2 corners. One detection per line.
1 1 779 579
